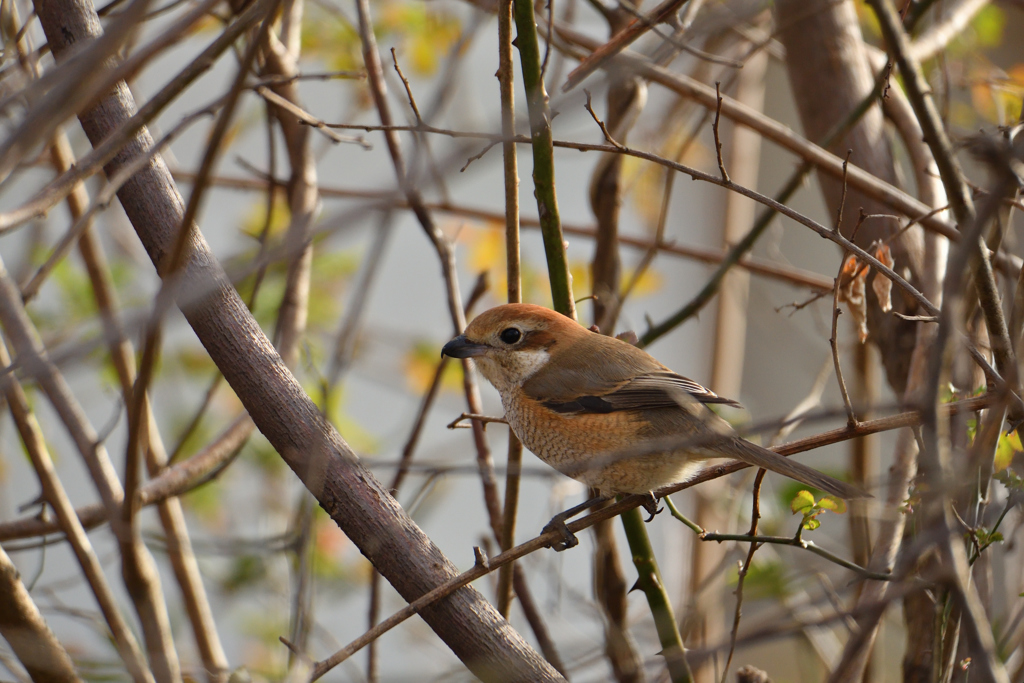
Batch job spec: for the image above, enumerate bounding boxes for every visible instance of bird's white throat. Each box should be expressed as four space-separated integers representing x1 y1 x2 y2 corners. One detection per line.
475 348 550 393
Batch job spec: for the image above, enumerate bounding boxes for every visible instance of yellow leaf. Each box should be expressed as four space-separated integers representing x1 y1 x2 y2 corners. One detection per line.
625 157 667 230
466 224 504 273
623 266 663 298
968 60 1024 125
238 193 291 240
404 341 463 393
570 260 591 300
995 429 1022 472
408 34 440 74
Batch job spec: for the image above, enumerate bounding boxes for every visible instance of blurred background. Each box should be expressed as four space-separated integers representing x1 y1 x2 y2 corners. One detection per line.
1 0 1023 680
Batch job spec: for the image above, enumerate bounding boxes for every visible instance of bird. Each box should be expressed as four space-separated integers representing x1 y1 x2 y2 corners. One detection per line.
441 303 866 549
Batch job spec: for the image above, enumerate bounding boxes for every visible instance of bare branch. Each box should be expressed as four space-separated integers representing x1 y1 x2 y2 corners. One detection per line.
0 544 80 683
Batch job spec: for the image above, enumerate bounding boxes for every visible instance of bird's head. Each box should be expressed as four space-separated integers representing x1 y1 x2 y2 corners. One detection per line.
441 304 585 392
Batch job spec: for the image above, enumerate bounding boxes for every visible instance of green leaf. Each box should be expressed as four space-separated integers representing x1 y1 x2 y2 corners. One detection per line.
790 490 816 515
972 5 1005 47
817 496 847 514
975 527 1004 549
995 469 1024 492
775 475 845 507
803 518 821 531
730 560 789 600
222 555 267 593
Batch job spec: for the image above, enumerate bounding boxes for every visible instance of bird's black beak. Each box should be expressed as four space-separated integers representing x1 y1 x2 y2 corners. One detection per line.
441 335 489 359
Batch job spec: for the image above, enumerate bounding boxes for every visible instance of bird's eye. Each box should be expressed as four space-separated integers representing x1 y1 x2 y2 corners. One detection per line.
499 327 522 345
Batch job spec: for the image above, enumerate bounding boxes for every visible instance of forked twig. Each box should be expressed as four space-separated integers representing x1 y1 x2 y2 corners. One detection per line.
830 153 858 427
447 413 509 429
584 89 624 149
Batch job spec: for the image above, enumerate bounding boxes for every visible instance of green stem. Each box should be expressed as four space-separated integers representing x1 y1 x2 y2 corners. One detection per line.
664 494 704 534
968 497 1014 565
512 0 575 318
620 506 693 682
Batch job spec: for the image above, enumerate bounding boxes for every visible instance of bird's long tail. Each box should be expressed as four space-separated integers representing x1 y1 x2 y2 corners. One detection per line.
723 438 869 500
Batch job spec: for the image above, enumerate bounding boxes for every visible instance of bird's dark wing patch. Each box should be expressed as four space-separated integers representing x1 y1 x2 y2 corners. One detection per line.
542 371 742 414
543 396 616 414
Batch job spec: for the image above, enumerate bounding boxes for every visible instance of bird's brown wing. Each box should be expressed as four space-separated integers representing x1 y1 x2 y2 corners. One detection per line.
525 356 867 500
539 373 866 500
536 371 743 414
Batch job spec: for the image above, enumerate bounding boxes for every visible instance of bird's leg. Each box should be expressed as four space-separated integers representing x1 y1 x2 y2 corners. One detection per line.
640 492 663 522
542 494 612 551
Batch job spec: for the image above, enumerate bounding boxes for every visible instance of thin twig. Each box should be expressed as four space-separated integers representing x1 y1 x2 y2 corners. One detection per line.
776 290 830 315
123 0 275 570
0 0 273 236
700 532 891 581
447 413 509 429
0 393 998 545
583 89 624 148
830 161 858 427
177 171 839 291
354 2 561 676
722 470 766 680
561 0 691 91
712 81 729 182
255 85 369 146
893 312 939 323
22 105 217 302
867 0 1021 428
47 125 230 681
497 0 522 621
613 0 741 68
606 101 712 328
366 274 489 679
0 334 154 683
390 48 422 125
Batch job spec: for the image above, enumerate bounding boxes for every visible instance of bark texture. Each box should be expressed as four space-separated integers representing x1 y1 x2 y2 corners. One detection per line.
0 545 81 683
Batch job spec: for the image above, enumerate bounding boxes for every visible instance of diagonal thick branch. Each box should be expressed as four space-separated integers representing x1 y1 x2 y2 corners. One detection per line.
27 0 564 678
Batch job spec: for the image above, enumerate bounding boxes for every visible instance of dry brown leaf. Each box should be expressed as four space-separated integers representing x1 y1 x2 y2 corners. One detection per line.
838 254 869 343
872 244 895 313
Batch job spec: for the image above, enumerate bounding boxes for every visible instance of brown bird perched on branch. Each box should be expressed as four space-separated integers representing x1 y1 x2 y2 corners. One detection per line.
442 303 865 549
